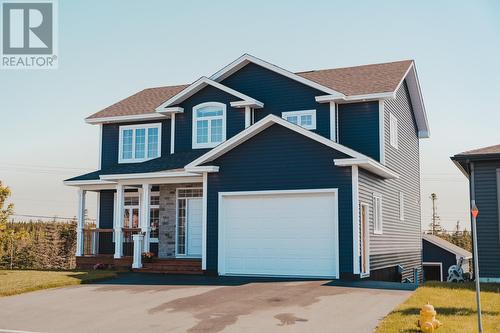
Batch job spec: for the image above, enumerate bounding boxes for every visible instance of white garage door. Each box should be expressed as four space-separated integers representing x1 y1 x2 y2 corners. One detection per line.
218 189 338 278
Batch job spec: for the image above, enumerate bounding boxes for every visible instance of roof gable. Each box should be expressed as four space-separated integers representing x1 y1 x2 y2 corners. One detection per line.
423 234 472 259
155 77 263 113
210 54 346 98
186 114 399 179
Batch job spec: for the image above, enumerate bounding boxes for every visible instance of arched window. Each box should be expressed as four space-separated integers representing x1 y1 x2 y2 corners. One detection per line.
192 102 226 149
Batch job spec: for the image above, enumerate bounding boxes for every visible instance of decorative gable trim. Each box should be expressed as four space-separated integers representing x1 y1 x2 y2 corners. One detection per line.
210 54 345 98
185 114 397 179
155 77 263 113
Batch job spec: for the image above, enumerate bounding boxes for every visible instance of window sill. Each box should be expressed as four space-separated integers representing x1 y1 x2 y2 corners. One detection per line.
118 156 160 164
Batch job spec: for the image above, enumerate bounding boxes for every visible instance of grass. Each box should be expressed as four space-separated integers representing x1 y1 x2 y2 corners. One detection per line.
375 282 500 333
0 269 117 297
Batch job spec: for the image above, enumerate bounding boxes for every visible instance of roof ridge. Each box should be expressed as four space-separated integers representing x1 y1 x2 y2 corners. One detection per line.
295 59 414 74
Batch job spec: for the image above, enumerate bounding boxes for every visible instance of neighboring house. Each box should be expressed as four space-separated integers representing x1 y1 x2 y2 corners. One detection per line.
452 144 500 283
422 233 472 281
65 54 429 281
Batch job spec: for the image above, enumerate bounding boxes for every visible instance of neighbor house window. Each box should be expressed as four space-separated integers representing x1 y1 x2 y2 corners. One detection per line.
282 109 316 130
373 193 383 234
399 191 405 221
119 123 161 163
389 113 398 149
192 102 226 149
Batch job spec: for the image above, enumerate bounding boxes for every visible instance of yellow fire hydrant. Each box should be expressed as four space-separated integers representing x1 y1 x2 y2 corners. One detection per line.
418 303 442 333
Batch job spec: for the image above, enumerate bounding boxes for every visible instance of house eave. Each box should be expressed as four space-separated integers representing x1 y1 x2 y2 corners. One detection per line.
85 113 168 125
334 158 399 179
315 92 395 103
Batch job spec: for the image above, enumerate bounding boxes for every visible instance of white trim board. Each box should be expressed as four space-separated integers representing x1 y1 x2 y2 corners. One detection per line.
155 77 263 112
85 113 168 124
352 165 360 275
210 54 345 98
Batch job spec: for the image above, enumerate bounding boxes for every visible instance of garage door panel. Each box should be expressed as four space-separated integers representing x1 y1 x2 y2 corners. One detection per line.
219 190 338 278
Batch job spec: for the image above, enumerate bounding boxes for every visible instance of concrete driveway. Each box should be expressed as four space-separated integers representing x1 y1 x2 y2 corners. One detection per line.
0 273 411 333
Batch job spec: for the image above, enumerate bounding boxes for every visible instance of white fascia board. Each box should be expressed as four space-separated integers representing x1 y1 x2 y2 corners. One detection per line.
334 158 399 179
184 166 220 173
99 170 200 181
402 63 430 138
315 92 395 103
85 113 168 125
155 77 263 112
63 179 116 186
230 100 264 108
186 114 366 168
210 54 345 98
422 234 472 259
158 106 184 114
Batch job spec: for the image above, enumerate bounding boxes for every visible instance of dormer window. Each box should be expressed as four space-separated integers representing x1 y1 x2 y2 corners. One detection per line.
118 123 161 163
192 102 227 149
282 110 316 130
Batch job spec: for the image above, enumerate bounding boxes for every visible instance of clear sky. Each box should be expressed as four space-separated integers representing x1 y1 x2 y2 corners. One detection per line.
1 0 499 230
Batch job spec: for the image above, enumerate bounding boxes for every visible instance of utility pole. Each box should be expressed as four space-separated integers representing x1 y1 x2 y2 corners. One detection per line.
430 193 441 235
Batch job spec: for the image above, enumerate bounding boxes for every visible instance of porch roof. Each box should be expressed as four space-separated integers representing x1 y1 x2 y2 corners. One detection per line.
65 151 203 181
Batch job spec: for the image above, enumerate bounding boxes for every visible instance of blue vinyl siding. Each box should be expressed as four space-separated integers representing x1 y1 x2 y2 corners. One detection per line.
205 123 353 274
338 101 380 161
423 239 457 281
101 119 171 170
98 190 114 255
221 63 331 139
473 160 500 278
174 85 245 153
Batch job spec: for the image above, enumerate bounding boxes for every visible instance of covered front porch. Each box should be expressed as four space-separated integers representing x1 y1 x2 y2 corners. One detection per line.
68 169 211 273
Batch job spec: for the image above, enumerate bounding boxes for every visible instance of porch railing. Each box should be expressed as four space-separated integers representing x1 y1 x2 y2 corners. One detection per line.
82 228 143 257
82 228 113 256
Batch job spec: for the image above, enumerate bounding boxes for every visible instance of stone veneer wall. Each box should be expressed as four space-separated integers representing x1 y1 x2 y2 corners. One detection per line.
158 183 200 258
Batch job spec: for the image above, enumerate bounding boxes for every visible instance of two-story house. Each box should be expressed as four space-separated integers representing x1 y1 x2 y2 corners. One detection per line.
65 54 429 281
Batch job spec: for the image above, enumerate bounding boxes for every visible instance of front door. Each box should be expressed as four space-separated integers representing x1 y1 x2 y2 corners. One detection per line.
186 198 203 256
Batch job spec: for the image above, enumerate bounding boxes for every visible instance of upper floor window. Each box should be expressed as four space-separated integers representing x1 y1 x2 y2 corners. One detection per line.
192 102 226 149
389 113 398 149
119 123 161 163
282 110 316 130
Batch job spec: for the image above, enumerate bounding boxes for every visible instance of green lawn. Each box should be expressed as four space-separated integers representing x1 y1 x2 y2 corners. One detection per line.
375 282 500 333
0 269 117 297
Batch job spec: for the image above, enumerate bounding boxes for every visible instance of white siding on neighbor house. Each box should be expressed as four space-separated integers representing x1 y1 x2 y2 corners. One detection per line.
358 82 422 280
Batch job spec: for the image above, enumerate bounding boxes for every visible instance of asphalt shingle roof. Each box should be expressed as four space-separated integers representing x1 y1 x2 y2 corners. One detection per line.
66 151 205 181
423 234 472 259
86 60 414 120
456 144 500 156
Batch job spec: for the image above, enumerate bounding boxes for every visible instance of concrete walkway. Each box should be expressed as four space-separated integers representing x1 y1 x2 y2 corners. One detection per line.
0 274 411 333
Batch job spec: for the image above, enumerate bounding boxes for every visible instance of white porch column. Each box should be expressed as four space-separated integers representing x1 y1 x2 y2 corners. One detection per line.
75 188 87 257
132 233 144 269
244 106 251 128
202 172 208 270
140 183 151 253
114 184 124 258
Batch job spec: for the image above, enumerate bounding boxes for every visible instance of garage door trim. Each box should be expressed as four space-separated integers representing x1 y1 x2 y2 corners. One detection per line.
218 188 339 279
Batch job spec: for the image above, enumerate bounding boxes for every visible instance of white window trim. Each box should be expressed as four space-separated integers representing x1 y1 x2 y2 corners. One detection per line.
192 102 227 149
373 192 383 235
118 123 162 163
399 191 405 221
389 113 398 149
281 109 316 130
175 187 204 257
123 191 160 241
